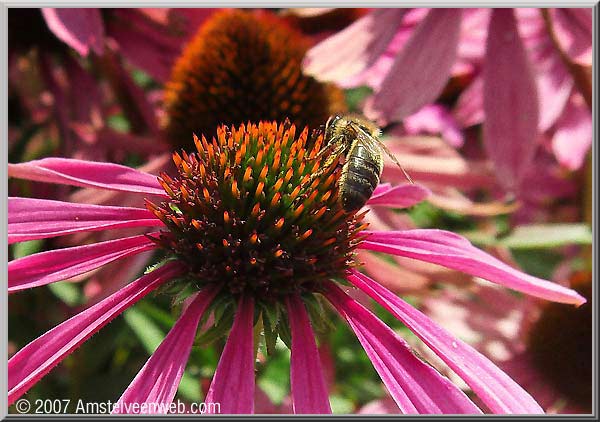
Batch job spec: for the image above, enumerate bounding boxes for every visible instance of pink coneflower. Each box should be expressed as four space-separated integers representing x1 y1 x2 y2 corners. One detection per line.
420 269 592 413
8 8 214 162
8 121 585 414
303 8 592 192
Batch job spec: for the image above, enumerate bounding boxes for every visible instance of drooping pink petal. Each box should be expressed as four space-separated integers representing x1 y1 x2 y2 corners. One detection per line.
347 269 544 414
368 183 431 208
365 9 462 124
8 262 183 405
41 8 105 56
205 295 255 414
324 282 481 414
340 8 429 90
551 93 592 170
106 9 182 83
382 135 496 190
550 8 592 66
303 9 407 83
360 229 586 306
100 49 160 135
483 9 539 192
403 105 464 147
114 287 220 414
453 76 484 127
8 157 166 196
516 8 573 132
8 197 163 244
8 234 158 293
286 294 332 414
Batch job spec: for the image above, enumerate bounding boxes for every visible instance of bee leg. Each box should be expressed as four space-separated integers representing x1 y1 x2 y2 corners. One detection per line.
378 141 415 184
304 141 346 187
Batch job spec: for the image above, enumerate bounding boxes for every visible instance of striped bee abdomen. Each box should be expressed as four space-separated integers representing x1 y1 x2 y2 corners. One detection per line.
339 144 382 212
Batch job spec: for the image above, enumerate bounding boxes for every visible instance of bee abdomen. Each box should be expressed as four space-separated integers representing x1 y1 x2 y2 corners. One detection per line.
340 155 381 212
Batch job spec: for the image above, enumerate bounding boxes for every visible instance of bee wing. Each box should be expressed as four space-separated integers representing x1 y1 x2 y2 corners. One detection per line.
349 123 384 158
351 122 414 185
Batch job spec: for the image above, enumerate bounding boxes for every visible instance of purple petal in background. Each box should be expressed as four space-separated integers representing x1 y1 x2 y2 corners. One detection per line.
516 8 573 132
483 9 539 192
365 9 462 124
360 229 586 306
205 295 255 414
8 158 166 196
550 8 592 66
114 287 219 414
42 8 104 56
325 282 481 414
453 76 484 127
8 234 158 293
552 93 592 170
287 294 332 414
8 197 162 244
348 270 544 414
8 262 183 405
403 105 464 147
303 9 406 83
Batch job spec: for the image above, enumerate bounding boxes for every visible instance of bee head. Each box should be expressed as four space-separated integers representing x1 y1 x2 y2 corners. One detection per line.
324 114 343 140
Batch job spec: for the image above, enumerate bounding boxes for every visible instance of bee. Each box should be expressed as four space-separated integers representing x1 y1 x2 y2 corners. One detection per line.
312 114 413 212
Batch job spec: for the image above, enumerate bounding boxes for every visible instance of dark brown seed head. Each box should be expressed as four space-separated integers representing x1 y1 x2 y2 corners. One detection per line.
162 10 345 150
147 120 367 302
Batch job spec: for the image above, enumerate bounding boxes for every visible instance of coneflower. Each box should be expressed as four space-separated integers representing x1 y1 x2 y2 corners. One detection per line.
163 10 345 149
8 121 585 414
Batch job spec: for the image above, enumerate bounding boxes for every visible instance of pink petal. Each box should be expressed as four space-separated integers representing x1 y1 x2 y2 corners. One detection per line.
324 282 481 414
106 9 182 83
403 105 465 147
348 269 544 414
360 229 586 306
453 76 484 127
286 294 332 414
8 262 183 405
8 234 158 293
114 287 219 414
365 9 462 124
41 8 104 56
515 8 573 132
100 50 160 135
303 9 406 83
483 9 539 192
205 295 255 414
8 157 166 196
367 183 431 208
8 197 162 244
340 9 430 90
550 8 592 66
551 93 592 170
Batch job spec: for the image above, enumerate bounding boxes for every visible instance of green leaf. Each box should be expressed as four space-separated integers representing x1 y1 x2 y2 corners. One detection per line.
511 249 563 280
135 301 176 329
48 281 82 306
329 394 355 414
276 312 292 350
344 86 373 112
197 307 235 345
257 348 290 405
107 114 131 133
124 305 203 402
260 304 279 356
123 307 165 354
501 223 592 249
178 371 202 402
13 239 44 259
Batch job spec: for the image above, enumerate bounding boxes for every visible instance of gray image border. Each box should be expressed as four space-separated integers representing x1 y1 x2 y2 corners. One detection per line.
0 1 597 420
